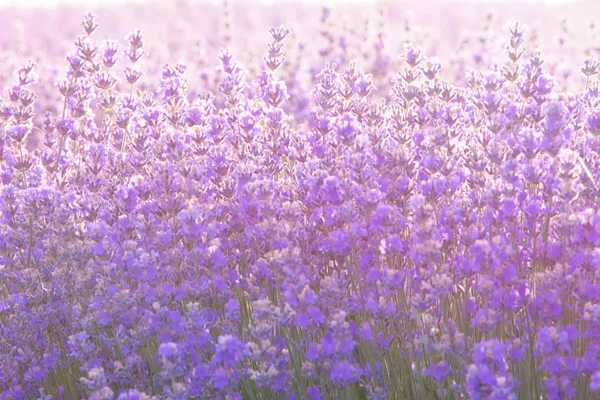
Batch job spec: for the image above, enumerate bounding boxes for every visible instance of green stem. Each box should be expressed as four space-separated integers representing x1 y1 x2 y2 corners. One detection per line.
53 95 69 176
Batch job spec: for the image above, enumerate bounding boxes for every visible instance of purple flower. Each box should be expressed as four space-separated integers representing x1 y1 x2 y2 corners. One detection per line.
591 371 600 391
330 360 359 384
6 124 30 143
212 335 247 367
423 361 452 382
307 385 321 400
467 340 517 399
117 389 146 400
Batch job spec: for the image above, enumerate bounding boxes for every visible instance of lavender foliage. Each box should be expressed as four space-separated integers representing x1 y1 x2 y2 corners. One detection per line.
1 1 600 399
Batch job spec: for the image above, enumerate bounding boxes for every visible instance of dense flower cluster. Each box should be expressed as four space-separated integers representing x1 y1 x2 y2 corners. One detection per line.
2 2 600 399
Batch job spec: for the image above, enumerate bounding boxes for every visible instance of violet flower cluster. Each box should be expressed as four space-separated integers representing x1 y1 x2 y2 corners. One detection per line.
2 3 600 400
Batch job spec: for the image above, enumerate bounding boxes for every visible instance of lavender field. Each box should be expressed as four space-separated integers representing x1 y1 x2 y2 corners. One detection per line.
3 0 600 398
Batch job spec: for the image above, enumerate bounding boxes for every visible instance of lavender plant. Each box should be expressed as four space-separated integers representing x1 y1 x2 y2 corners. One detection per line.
2 2 600 399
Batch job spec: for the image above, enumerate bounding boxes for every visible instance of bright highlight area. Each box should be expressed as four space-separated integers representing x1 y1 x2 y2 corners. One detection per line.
0 0 580 6
0 0 599 399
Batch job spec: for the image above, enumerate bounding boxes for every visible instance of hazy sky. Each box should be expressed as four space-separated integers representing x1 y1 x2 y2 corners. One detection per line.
0 0 577 7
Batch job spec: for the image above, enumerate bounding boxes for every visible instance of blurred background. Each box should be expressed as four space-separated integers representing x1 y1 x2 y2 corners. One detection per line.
1 0 598 150
0 0 583 7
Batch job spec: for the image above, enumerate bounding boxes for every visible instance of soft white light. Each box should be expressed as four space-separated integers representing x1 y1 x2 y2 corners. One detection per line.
0 0 578 7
